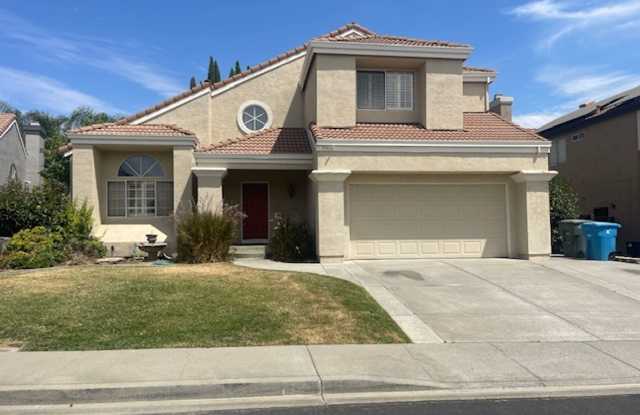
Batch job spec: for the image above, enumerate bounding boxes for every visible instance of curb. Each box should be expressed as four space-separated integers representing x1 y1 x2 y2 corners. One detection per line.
2 381 640 414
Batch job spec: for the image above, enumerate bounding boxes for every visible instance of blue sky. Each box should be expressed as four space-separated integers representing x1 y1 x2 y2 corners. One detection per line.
1 0 639 128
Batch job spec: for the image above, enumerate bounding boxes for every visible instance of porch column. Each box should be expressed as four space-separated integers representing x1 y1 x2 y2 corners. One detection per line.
511 170 558 259
192 167 227 213
71 144 101 228
309 169 351 263
173 147 194 216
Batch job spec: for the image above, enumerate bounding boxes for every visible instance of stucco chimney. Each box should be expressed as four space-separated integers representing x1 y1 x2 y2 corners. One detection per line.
22 122 44 187
489 94 513 122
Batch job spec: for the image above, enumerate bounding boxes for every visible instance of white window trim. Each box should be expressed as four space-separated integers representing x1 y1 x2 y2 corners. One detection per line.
357 70 414 112
237 100 273 134
106 179 174 218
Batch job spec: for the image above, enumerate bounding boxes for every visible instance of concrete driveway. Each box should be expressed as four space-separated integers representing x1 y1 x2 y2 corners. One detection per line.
349 258 640 343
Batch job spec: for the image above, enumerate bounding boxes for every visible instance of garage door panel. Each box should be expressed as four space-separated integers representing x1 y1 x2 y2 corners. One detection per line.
349 184 508 259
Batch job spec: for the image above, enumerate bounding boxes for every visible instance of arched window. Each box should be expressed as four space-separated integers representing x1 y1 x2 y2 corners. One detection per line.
107 155 173 218
118 155 164 177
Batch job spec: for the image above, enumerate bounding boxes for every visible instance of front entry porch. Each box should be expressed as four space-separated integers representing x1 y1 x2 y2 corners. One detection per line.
193 168 312 246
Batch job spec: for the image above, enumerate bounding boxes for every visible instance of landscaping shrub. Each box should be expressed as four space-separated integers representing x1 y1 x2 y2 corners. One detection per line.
0 180 68 237
268 213 314 262
549 175 580 253
0 182 105 268
0 227 65 269
177 205 243 263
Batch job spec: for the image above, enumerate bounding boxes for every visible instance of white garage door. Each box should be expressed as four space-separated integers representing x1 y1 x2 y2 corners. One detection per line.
349 183 508 259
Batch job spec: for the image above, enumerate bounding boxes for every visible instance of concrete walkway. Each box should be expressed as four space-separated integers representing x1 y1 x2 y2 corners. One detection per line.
2 342 640 413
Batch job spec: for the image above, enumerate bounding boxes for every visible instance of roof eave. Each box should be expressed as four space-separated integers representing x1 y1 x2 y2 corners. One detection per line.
301 41 474 89
68 134 198 148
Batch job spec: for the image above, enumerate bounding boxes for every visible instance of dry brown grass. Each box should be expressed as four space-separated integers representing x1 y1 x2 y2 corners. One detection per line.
0 263 408 350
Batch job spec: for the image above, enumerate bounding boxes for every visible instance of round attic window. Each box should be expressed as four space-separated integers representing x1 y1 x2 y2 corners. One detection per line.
237 100 272 134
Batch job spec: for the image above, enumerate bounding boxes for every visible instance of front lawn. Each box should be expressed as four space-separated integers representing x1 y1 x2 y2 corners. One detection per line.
0 263 407 351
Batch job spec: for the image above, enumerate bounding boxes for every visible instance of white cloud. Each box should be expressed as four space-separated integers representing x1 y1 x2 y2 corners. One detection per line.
0 66 123 114
0 9 183 97
510 0 640 47
513 112 565 128
536 65 640 104
513 64 640 128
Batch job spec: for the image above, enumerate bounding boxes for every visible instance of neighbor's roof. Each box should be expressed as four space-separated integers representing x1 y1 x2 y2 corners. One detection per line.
199 128 311 155
118 22 481 125
310 112 546 142
68 123 195 136
538 84 640 134
0 113 17 137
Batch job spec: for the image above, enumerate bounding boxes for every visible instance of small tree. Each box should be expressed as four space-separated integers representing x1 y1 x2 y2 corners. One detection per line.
189 76 197 89
213 60 221 83
549 175 580 253
234 60 242 75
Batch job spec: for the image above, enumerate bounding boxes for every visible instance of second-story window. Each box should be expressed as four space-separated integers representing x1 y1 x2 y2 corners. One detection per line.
357 71 414 111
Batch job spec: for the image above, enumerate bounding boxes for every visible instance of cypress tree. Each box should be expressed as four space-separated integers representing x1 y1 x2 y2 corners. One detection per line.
207 56 215 83
228 67 235 78
234 60 242 75
213 60 221 83
189 76 197 89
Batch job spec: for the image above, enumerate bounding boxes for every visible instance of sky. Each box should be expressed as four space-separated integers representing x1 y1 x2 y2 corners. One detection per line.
0 0 639 128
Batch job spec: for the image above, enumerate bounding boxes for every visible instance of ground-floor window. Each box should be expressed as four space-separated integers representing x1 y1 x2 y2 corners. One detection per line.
107 180 173 217
108 155 173 218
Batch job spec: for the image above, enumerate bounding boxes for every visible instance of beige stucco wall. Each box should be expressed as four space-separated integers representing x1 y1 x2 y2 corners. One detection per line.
424 59 464 130
315 54 356 127
72 145 102 227
149 55 306 147
304 60 317 127
148 93 210 145
463 82 488 112
222 170 310 241
510 179 552 258
549 110 639 246
0 123 26 186
315 151 549 173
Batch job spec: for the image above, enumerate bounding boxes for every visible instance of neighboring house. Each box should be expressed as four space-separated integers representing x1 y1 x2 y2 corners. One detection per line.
538 85 640 250
0 113 44 187
67 23 555 261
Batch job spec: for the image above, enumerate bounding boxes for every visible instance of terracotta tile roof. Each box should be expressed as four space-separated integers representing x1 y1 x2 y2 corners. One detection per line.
198 128 312 155
69 123 195 136
310 113 546 142
0 113 17 137
318 34 470 49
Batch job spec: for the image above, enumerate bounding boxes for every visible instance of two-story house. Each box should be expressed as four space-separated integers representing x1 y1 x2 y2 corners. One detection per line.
0 113 44 187
67 23 555 262
538 85 640 251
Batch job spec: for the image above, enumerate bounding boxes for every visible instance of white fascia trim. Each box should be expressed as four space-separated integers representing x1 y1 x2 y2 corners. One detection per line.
195 153 313 170
511 170 558 183
130 51 307 125
314 140 551 154
463 72 496 83
69 135 197 148
191 166 228 178
210 52 306 98
1 120 27 157
308 40 473 60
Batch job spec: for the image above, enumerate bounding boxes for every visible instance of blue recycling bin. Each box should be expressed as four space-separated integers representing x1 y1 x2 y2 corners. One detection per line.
581 222 621 261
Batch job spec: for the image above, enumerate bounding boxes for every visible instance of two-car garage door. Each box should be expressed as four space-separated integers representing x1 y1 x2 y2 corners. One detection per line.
349 183 508 259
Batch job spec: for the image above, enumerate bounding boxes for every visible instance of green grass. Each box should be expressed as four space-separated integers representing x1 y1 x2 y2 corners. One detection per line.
0 263 408 351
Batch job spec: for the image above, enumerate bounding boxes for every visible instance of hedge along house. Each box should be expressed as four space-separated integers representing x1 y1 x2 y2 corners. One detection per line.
67 23 556 262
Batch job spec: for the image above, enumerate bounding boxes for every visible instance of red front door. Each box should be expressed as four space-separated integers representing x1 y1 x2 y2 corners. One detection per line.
242 183 269 240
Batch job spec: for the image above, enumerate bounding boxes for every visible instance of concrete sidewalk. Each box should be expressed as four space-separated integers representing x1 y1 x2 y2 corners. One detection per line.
2 341 640 413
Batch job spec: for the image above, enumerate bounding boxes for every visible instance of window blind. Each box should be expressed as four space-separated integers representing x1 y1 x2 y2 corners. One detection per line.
357 71 385 110
107 181 126 217
386 72 413 110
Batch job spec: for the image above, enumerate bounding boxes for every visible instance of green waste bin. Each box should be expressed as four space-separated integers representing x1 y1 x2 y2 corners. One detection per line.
559 220 590 258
